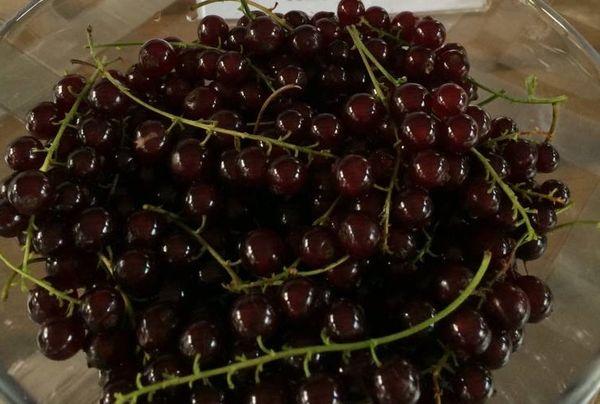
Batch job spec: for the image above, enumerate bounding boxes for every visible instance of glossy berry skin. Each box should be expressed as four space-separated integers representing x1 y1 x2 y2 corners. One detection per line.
139 39 177 77
392 11 418 41
242 229 286 277
464 178 500 219
53 181 90 214
32 221 70 255
403 46 435 80
392 188 433 229
178 319 222 364
300 227 339 268
285 10 310 28
217 51 250 83
399 112 438 151
325 300 366 342
37 318 85 360
7 170 53 215
337 0 365 26
537 142 560 173
466 105 491 140
409 150 450 189
441 113 479 154
27 278 71 324
516 235 547 261
296 374 344 404
447 154 470 188
80 288 124 332
436 48 470 82
183 86 222 120
0 201 27 237
513 275 554 323
237 147 269 187
530 204 557 234
230 294 278 339
26 102 60 140
343 93 384 133
311 113 344 148
279 278 320 320
439 308 492 356
338 212 381 259
136 303 179 353
244 16 285 55
198 15 229 47
276 66 308 95
289 24 323 58
390 83 429 119
5 136 45 171
268 156 307 196
243 382 286 404
170 139 210 182
275 110 308 141
77 117 117 154
85 330 133 370
67 147 101 180
413 18 446 48
125 210 164 248
371 358 421 404
478 330 512 369
538 179 570 208
451 365 494 403
334 154 373 197
134 120 169 164
72 207 114 251
431 264 472 305
431 83 468 120
326 260 362 291
503 140 539 182
53 74 87 112
114 250 161 298
88 79 130 117
184 183 221 220
484 282 531 331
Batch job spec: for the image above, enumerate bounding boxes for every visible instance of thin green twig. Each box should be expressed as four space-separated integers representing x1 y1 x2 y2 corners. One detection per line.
114 252 492 403
193 0 292 30
469 77 567 105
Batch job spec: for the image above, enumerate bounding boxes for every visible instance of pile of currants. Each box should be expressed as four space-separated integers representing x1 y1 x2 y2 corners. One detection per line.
0 0 569 403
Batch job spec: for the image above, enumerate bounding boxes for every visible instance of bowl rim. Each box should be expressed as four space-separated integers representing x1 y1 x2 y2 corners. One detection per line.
0 0 599 68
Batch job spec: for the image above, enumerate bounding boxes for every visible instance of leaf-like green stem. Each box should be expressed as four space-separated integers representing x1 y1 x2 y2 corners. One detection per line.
143 205 242 288
87 38 334 160
115 252 492 403
232 255 350 292
469 77 567 105
0 253 80 305
472 148 537 242
347 25 405 87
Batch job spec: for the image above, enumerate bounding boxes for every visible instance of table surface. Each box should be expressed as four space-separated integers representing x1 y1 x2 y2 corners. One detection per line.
0 0 598 403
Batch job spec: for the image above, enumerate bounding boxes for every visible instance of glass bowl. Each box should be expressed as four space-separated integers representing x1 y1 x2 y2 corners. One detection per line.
0 0 599 403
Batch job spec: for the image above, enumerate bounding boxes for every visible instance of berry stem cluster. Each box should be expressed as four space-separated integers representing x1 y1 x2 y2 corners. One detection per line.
114 252 492 403
472 148 538 242
193 0 292 30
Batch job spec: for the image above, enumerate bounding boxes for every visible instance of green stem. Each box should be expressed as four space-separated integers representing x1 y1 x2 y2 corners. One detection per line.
0 253 80 305
193 0 292 30
115 252 492 403
346 27 386 104
359 17 407 45
347 25 405 87
471 148 537 242
312 196 341 226
87 38 334 160
515 185 568 205
547 220 600 234
380 153 401 254
469 77 567 105
143 205 242 288
253 84 301 134
233 255 350 292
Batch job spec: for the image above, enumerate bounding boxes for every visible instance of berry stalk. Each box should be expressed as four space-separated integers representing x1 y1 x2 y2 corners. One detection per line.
115 251 492 403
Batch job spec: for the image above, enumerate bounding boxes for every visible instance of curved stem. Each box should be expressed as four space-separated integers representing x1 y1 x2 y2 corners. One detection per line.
193 0 292 30
253 84 301 134
547 220 600 234
469 77 567 105
143 205 242 288
87 38 334 160
115 252 492 403
312 196 341 226
471 148 537 242
0 253 80 305
233 255 350 292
